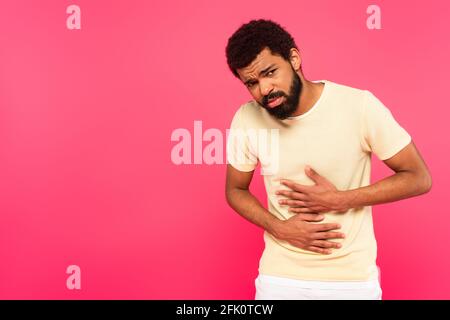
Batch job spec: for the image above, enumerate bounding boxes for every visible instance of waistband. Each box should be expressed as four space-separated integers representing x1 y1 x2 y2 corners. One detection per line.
257 274 381 290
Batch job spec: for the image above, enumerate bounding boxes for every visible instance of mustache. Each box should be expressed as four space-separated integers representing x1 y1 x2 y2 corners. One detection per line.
262 91 287 107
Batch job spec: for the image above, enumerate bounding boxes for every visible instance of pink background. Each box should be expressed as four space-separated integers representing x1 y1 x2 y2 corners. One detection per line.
0 0 449 299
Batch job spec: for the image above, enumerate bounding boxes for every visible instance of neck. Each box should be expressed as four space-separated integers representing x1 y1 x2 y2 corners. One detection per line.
291 77 324 117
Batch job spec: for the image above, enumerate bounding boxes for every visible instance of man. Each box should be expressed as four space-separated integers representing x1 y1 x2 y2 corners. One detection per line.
224 19 432 300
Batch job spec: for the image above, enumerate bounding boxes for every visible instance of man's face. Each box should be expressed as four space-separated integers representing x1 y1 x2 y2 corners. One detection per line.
237 48 303 120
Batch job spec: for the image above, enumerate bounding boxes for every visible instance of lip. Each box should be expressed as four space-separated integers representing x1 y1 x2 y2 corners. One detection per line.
267 96 283 108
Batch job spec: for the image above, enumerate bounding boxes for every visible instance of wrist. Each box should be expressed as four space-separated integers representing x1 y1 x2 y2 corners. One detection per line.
338 190 356 211
267 218 286 239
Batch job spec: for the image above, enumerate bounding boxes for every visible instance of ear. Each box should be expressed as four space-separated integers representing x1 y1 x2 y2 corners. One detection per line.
289 48 302 72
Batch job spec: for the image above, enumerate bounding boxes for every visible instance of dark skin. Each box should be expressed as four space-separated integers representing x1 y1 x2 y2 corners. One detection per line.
226 48 432 254
276 142 432 215
226 165 346 254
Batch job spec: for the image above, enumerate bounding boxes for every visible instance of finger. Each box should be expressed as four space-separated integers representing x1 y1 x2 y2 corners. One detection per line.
305 246 332 255
303 206 328 213
311 231 346 240
289 207 320 214
309 205 329 211
305 165 326 185
276 190 308 201
311 223 342 232
294 213 325 222
311 240 342 249
279 199 308 207
280 180 310 193
288 241 334 254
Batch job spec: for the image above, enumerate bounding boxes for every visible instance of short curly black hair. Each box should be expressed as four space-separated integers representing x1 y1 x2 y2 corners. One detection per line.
226 19 298 78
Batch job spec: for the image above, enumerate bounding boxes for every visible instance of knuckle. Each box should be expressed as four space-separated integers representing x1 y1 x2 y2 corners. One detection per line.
309 247 320 254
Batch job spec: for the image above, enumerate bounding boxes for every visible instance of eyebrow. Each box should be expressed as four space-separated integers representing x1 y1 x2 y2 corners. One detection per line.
243 64 276 86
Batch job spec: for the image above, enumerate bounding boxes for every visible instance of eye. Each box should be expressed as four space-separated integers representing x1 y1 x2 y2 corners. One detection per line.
267 69 277 76
246 82 256 88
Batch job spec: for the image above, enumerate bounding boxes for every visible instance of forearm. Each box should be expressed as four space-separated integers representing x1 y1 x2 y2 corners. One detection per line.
343 170 432 209
226 188 282 236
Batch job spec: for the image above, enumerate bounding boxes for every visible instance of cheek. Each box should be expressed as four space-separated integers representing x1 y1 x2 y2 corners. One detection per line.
249 88 262 101
278 80 291 94
276 71 293 93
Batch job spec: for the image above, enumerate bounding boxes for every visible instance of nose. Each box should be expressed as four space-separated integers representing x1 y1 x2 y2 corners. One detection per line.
260 80 273 97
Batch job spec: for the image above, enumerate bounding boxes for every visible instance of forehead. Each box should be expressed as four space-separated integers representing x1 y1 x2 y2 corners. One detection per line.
237 48 286 80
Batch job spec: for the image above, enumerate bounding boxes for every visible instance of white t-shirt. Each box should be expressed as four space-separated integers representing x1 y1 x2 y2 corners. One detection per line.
227 80 411 281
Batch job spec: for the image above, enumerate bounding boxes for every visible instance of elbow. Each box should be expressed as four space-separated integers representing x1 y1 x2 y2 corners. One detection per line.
225 186 248 207
418 171 433 194
225 188 232 206
424 174 433 193
225 186 235 206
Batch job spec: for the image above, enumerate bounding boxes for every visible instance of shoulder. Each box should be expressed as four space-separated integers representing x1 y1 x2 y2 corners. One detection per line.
238 99 262 115
327 80 368 99
326 80 375 114
231 99 266 124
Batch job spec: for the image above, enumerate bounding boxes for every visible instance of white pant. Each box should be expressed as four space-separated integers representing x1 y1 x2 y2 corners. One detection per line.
255 274 382 300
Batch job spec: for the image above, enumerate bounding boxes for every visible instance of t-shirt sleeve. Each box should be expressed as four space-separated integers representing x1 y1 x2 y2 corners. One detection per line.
361 90 412 160
226 105 258 172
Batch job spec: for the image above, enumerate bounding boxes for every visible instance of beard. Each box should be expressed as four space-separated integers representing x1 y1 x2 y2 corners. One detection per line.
260 68 303 120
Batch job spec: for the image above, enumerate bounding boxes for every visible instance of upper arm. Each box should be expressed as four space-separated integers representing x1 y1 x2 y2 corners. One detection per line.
226 106 258 193
361 90 412 160
225 164 255 193
382 140 432 188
